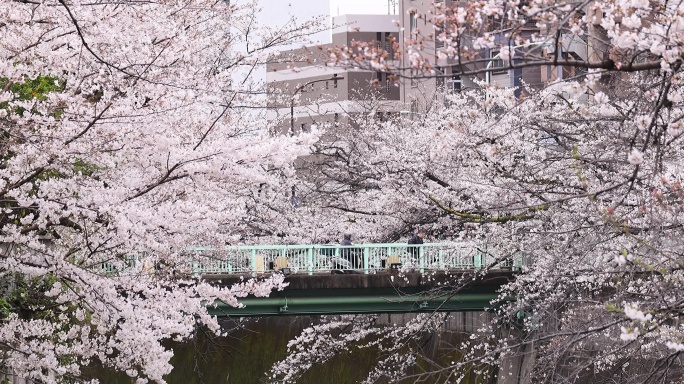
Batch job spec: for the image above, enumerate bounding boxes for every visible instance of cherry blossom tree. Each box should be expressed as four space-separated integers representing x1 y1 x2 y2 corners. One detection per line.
268 0 684 382
0 0 328 382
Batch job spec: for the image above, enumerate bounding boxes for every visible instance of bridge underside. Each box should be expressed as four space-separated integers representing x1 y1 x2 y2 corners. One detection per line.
204 271 515 317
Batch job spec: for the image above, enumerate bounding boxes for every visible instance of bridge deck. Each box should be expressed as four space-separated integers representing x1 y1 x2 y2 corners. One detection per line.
205 271 515 317
100 243 523 316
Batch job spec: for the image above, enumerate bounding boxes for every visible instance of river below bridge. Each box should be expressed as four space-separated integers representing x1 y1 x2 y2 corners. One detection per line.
84 313 491 384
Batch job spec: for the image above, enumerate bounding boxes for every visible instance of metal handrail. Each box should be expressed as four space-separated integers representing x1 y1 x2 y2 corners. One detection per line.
99 243 524 277
186 242 520 276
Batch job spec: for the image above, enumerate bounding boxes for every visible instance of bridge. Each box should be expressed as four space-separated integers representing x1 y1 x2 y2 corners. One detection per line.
186 242 521 275
104 243 522 316
181 243 525 317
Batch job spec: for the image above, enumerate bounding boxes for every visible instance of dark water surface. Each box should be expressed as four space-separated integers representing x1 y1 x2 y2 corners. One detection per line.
89 315 484 384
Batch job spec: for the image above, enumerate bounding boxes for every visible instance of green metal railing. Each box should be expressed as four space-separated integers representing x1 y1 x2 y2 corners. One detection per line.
98 243 525 277
186 243 524 276
99 253 144 275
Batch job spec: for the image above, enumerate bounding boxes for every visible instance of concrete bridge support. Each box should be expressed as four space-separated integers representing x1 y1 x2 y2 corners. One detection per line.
0 370 55 384
376 311 494 334
0 374 27 384
376 312 535 384
496 330 536 384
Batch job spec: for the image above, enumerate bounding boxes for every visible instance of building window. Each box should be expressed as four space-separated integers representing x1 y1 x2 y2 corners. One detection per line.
325 81 329 90
435 25 444 48
384 32 392 56
376 72 391 94
409 13 418 35
301 123 309 133
436 66 445 90
334 113 339 126
447 74 461 93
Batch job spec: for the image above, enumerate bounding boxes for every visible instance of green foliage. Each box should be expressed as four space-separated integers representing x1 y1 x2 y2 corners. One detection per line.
0 74 101 231
73 158 99 177
3 273 69 320
571 145 580 160
0 298 10 319
0 75 62 101
0 74 64 116
605 302 620 313
0 273 93 383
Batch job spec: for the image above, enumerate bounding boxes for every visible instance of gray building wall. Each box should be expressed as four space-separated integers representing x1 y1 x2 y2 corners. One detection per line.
399 0 548 111
267 16 401 135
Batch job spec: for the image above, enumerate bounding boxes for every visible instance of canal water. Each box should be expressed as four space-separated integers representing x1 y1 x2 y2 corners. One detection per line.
86 313 490 383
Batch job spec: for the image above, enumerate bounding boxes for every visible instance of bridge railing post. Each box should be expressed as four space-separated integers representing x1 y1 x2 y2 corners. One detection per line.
251 249 257 276
363 246 370 274
419 246 424 273
474 243 487 270
227 248 233 274
307 247 313 276
281 248 287 272
333 246 339 272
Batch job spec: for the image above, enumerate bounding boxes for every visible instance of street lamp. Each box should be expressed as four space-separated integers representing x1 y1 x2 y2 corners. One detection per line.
290 74 344 134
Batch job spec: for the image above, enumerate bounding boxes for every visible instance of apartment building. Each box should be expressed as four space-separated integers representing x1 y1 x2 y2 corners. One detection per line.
398 0 588 113
266 14 401 135
267 3 591 131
